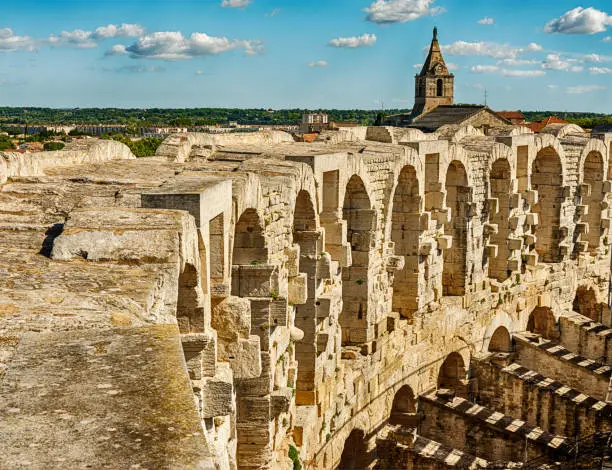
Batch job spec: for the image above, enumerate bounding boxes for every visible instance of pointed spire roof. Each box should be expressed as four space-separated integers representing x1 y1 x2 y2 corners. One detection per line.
419 26 450 76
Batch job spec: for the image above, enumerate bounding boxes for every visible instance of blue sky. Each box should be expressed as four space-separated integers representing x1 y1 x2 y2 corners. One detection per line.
0 0 611 112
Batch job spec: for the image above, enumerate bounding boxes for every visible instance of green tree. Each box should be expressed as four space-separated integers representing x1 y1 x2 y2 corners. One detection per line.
43 141 65 151
0 135 15 151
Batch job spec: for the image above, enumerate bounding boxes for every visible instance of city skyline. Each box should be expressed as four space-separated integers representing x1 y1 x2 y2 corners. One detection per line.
0 0 611 112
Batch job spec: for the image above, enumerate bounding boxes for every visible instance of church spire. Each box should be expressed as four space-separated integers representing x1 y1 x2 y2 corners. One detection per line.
433 26 438 41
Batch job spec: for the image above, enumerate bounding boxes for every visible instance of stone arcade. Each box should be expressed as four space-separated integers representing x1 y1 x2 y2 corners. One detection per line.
0 120 611 469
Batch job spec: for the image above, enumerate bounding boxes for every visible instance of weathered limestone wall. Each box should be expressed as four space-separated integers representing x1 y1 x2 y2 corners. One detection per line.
1 124 611 470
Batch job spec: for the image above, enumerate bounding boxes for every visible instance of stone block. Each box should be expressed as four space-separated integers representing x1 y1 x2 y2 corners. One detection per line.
575 241 589 253
234 264 278 298
576 205 589 217
317 253 334 279
386 255 405 272
288 274 308 305
327 243 352 268
270 299 288 327
485 244 498 258
270 388 293 417
437 235 452 250
284 245 300 278
538 292 551 308
227 336 262 379
525 252 538 266
420 241 434 255
212 296 251 342
578 183 591 198
316 296 332 319
484 223 498 236
509 193 521 209
509 216 521 230
182 333 217 379
435 207 451 224
507 237 523 250
603 181 612 193
201 374 234 418
524 234 536 246
524 189 538 206
576 222 589 235
601 218 611 229
525 213 539 226
426 191 445 210
486 198 499 215
507 258 520 271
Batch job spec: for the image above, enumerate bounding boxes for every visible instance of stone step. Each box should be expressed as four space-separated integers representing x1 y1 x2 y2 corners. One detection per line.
376 424 504 469
473 355 612 438
560 313 612 364
514 332 611 401
419 391 572 463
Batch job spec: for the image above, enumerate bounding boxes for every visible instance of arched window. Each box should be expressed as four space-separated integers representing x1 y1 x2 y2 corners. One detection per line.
436 79 444 97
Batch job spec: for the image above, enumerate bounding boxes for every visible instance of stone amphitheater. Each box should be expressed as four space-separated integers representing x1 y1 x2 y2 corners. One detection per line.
1 122 612 470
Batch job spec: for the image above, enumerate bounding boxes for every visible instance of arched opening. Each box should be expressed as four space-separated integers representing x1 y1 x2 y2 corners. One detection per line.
436 79 443 97
573 286 601 322
532 148 563 263
437 352 466 391
389 385 417 426
488 326 512 353
341 175 375 345
177 262 205 333
418 79 426 98
338 429 370 470
232 208 267 267
583 152 604 255
391 166 422 320
488 159 512 281
443 161 469 296
527 307 559 340
292 190 320 404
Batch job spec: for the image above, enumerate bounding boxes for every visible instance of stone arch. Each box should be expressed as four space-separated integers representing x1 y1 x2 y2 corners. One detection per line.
582 151 604 255
177 261 205 333
532 147 564 263
231 208 267 267
390 165 422 319
527 307 559 340
437 352 467 391
338 429 371 470
389 385 417 426
292 190 320 403
573 285 601 322
341 175 375 345
488 158 512 281
443 161 469 296
488 326 512 353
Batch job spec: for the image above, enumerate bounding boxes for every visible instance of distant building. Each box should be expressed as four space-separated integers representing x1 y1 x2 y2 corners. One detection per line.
300 113 329 133
497 111 526 125
383 27 509 132
527 116 568 133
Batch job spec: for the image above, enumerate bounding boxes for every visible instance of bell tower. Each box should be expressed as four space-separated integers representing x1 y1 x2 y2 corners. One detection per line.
412 27 454 118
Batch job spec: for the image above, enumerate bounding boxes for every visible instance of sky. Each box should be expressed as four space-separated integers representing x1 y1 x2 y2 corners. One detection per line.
0 0 611 112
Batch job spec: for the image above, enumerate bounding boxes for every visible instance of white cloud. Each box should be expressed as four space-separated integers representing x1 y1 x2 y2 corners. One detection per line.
478 17 494 25
604 36 612 42
497 58 538 66
590 66 612 74
308 60 328 67
48 29 97 48
329 33 376 48
0 28 36 52
582 53 612 63
48 23 144 48
547 84 559 89
365 0 445 24
527 42 543 52
105 44 127 56
501 69 546 77
541 53 580 71
413 63 423 69
92 24 145 40
544 7 612 34
441 41 542 60
120 31 263 60
221 0 252 7
446 62 458 71
567 84 606 94
266 8 281 17
195 70 206 75
471 65 499 74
